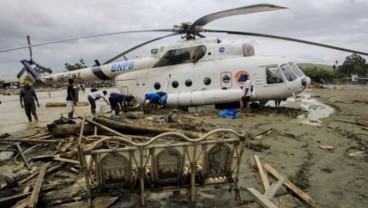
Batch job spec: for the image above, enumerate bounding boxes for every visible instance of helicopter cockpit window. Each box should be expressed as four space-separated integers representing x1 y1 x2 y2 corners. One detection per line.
153 45 206 68
266 65 284 84
191 46 206 63
280 64 297 81
288 62 304 77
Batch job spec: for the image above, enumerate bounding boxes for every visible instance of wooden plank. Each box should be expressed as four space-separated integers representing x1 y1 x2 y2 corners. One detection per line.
246 188 278 208
264 176 286 199
52 155 80 165
263 163 319 208
29 163 48 208
254 155 270 192
16 143 31 170
19 162 62 185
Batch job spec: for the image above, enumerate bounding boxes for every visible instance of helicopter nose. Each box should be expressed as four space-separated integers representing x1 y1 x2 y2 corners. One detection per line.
302 76 311 87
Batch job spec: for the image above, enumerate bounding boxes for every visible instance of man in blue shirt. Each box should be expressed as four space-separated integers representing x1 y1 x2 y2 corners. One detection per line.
109 92 134 115
143 91 168 113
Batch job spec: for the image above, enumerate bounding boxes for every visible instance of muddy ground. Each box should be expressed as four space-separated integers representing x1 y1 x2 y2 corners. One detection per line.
0 85 367 208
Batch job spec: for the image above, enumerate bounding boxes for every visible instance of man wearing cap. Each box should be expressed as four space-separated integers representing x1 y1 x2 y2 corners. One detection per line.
19 81 40 122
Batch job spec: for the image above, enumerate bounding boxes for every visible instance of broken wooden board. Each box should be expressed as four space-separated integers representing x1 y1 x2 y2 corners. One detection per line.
29 163 48 208
246 187 278 208
262 163 319 208
254 155 270 192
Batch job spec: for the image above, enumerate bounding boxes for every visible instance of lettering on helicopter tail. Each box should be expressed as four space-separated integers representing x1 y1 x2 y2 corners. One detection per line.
91 66 111 80
111 61 135 73
56 72 81 81
219 47 225 53
235 70 249 88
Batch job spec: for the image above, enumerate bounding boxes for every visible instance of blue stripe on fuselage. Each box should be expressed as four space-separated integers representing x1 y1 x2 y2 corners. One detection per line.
91 66 111 80
111 61 135 73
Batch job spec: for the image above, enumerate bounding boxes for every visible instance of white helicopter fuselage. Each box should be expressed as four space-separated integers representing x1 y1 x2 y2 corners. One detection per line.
41 38 310 106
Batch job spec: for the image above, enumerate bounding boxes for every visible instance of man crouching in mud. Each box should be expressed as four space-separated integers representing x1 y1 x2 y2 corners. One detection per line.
19 81 40 122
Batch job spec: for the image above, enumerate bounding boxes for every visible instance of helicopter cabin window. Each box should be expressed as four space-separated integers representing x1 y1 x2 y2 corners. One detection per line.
203 77 211 85
172 81 179 88
280 64 297 81
288 62 304 77
153 45 206 68
266 65 284 84
154 82 161 90
185 79 192 87
222 74 231 83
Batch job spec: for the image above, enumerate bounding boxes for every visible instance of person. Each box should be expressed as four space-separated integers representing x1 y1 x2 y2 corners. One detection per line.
66 79 77 119
87 90 110 115
19 81 40 122
108 92 134 115
143 91 167 112
274 98 286 108
240 74 252 112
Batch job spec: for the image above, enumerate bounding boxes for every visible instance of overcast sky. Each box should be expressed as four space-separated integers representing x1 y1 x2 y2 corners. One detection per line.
0 0 367 79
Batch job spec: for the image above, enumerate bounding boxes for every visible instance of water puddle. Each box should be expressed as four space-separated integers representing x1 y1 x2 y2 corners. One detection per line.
284 91 335 126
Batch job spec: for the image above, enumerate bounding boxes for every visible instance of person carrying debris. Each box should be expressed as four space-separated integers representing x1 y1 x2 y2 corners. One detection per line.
108 92 134 115
66 79 77 119
87 90 110 115
240 74 252 112
19 81 40 122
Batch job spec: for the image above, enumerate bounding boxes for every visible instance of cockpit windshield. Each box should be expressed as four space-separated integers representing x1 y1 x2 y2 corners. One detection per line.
280 64 297 81
153 45 206 68
288 62 305 77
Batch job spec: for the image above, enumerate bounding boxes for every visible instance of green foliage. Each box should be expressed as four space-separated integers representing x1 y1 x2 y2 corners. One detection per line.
338 53 367 76
64 59 87 71
300 66 333 83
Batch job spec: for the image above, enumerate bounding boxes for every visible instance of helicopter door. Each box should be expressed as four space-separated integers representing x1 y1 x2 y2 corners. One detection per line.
115 79 141 97
220 71 232 89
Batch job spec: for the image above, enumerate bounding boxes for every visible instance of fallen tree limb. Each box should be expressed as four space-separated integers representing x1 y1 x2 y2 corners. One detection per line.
94 116 202 138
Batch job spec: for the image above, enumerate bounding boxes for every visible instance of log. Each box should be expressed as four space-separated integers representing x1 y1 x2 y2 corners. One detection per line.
262 163 319 208
29 163 48 208
45 101 89 107
0 139 59 145
94 116 202 138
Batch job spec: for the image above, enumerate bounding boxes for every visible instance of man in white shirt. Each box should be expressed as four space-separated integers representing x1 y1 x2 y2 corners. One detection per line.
240 74 252 112
87 90 110 115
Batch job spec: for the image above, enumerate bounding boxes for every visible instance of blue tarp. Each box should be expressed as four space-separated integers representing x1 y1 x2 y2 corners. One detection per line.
218 109 239 119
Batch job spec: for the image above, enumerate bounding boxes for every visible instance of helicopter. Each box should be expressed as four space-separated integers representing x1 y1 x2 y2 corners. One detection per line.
12 4 368 107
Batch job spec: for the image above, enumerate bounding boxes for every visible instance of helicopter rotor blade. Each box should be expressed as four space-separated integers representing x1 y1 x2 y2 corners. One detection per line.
104 33 177 64
17 66 26 79
0 29 172 54
189 4 286 32
35 63 52 74
206 29 368 56
27 35 33 61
